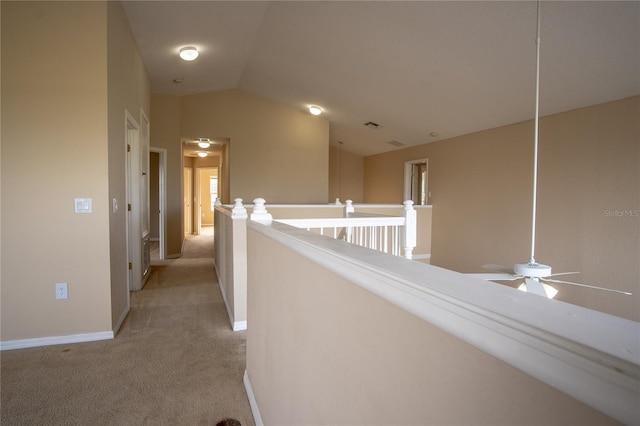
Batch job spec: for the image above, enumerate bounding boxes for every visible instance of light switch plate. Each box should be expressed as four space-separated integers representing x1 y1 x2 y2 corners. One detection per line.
74 198 92 214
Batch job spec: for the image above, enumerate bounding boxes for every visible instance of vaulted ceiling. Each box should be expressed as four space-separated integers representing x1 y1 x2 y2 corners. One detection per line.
122 1 639 156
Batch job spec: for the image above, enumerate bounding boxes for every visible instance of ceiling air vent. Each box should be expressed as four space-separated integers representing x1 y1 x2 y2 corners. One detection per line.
363 121 381 129
388 140 404 147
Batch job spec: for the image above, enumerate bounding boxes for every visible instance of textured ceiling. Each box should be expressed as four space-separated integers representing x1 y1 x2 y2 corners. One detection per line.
122 1 640 156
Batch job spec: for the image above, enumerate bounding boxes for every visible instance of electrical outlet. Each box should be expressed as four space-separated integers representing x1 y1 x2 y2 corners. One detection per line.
55 283 68 300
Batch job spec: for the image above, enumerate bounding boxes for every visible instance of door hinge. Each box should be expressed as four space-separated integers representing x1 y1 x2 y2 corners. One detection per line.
127 144 131 152
128 204 132 211
128 262 132 270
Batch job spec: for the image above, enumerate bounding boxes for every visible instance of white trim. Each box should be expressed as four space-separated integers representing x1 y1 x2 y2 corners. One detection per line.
404 158 429 204
0 331 114 351
412 253 431 260
244 370 264 426
247 220 640 425
233 321 247 331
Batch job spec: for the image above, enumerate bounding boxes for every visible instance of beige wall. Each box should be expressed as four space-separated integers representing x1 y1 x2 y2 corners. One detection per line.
107 0 151 330
1 2 112 340
152 90 330 256
329 144 364 202
364 97 639 321
180 89 330 203
246 226 617 425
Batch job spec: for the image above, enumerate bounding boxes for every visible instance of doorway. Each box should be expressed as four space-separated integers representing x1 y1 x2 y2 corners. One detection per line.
196 167 219 234
150 148 167 260
184 167 193 235
404 158 429 205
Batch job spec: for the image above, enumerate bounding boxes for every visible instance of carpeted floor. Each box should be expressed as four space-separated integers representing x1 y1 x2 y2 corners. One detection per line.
1 228 255 426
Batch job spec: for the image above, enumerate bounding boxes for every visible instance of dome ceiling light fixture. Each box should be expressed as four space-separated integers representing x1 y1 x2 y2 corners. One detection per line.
308 105 323 116
197 152 208 158
197 138 211 148
179 46 199 61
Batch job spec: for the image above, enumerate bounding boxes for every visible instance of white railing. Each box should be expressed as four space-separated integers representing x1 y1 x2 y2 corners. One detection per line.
255 198 417 259
213 197 428 334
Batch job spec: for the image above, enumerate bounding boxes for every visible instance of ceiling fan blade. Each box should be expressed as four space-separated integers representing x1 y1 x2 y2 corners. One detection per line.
524 277 550 297
547 271 579 277
482 264 514 274
467 273 520 281
541 278 632 295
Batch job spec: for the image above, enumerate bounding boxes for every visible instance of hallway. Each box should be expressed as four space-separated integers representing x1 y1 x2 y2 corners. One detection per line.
1 231 255 425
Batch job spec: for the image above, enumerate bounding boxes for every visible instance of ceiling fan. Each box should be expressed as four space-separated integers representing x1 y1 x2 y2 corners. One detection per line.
468 2 632 299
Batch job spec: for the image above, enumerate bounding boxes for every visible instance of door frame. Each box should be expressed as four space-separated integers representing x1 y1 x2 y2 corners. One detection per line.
195 166 219 234
404 158 429 205
125 110 141 292
183 167 193 235
150 147 167 260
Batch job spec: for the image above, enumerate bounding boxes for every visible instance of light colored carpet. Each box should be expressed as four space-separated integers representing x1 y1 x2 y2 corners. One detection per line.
1 229 255 426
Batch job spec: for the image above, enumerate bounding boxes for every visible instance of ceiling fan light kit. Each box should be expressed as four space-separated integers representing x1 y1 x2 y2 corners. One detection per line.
513 262 552 278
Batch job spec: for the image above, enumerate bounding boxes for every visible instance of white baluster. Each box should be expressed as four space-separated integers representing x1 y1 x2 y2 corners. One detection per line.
251 198 273 223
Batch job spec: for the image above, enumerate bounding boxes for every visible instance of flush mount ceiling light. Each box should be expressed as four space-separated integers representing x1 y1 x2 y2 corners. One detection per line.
308 105 323 116
197 138 211 148
179 46 199 61
197 152 208 158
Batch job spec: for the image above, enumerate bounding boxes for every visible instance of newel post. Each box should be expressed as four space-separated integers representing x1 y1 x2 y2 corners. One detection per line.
344 199 354 216
251 198 273 223
231 198 247 219
343 200 355 241
402 200 417 259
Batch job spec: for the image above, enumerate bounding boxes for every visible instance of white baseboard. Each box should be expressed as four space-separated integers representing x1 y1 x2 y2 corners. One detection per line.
233 321 247 331
0 331 114 351
244 370 263 426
